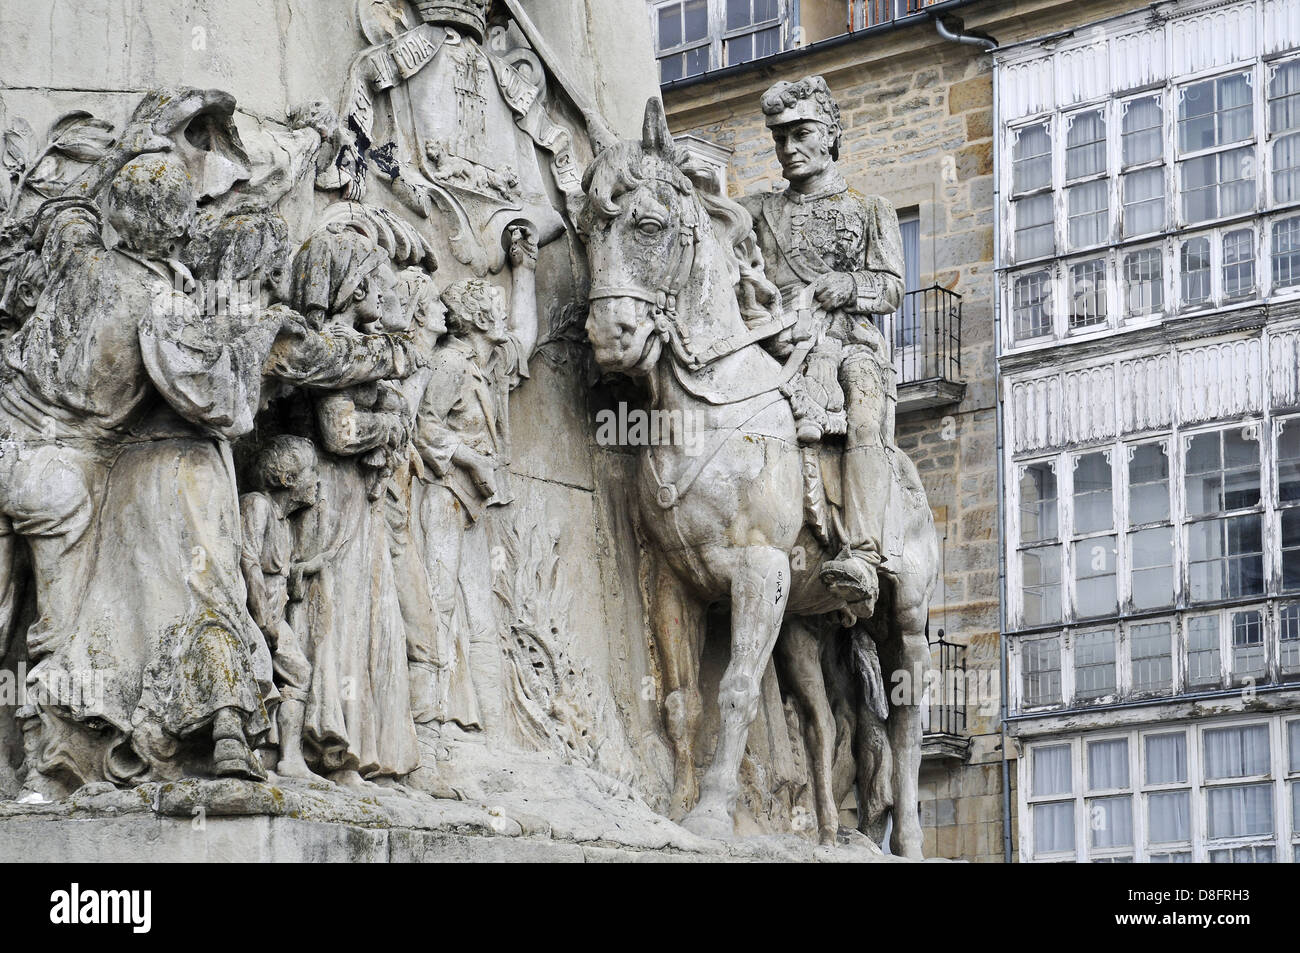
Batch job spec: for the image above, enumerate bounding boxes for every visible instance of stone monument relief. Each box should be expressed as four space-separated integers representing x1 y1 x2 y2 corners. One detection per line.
0 0 938 862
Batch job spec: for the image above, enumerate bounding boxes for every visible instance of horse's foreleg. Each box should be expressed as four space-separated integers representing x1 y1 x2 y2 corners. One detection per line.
684 546 789 840
883 614 929 859
651 566 704 820
777 618 839 845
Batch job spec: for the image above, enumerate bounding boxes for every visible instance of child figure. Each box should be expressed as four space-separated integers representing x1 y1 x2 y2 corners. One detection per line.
239 435 321 780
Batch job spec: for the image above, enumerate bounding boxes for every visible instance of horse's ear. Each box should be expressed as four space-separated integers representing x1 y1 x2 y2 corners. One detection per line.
642 97 673 157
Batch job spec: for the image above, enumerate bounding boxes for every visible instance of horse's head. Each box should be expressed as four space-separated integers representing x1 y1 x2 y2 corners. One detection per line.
577 99 710 376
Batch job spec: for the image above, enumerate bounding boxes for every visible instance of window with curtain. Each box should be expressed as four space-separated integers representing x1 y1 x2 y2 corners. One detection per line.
1088 738 1129 789
1179 72 1254 153
1270 60 1300 202
1075 630 1117 700
1122 167 1164 237
1067 109 1107 179
1068 180 1109 249
1273 216 1300 289
894 213 921 349
1015 193 1054 261
1281 420 1300 594
1184 428 1264 603
1088 795 1133 852
1181 236 1212 305
1013 271 1052 340
1207 785 1274 840
1034 801 1075 855
1180 147 1256 223
1123 248 1163 316
1123 95 1163 167
1072 451 1117 618
1127 441 1174 609
1069 258 1107 330
1204 724 1270 778
1034 744 1072 795
1146 732 1188 785
1019 461 1062 625
1022 637 1062 707
1131 621 1173 693
1031 744 1075 857
1188 614 1223 689
1013 121 1052 194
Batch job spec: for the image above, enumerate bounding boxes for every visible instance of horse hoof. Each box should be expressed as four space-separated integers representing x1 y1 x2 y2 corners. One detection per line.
681 808 734 841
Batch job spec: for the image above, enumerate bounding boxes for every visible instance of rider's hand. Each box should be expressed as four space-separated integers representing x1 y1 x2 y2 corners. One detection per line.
811 272 856 311
508 226 539 272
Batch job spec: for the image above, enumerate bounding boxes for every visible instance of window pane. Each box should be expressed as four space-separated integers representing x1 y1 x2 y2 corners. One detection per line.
1015 193 1055 260
1129 443 1170 524
659 54 683 83
1033 743 1072 796
658 4 682 49
1034 801 1075 854
1290 720 1300 772
1222 228 1256 299
1023 638 1062 705
1088 795 1132 849
1130 527 1174 610
683 44 708 77
1204 724 1270 778
1273 216 1300 289
1022 547 1062 626
683 0 708 41
1230 610 1266 680
1088 738 1129 789
1069 259 1107 329
1219 146 1256 217
1224 428 1262 508
1145 732 1187 784
1188 615 1223 688
1178 78 1217 152
1074 535 1117 618
1185 431 1222 515
725 33 753 65
1207 784 1273 839
1075 630 1117 701
1279 420 1300 503
1190 516 1264 602
1274 133 1300 203
753 26 780 58
1283 510 1300 591
1181 236 1212 305
1179 73 1253 152
1123 248 1163 315
1014 123 1052 193
1148 791 1190 843
1123 95 1163 167
1280 605 1300 674
1013 271 1052 339
1270 60 1300 134
1131 622 1172 693
1122 168 1164 237
1067 180 1108 248
1020 462 1058 542
727 0 751 29
1073 452 1112 533
1066 109 1106 180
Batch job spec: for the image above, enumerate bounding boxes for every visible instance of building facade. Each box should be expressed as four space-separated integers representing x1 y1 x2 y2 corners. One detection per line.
997 0 1300 863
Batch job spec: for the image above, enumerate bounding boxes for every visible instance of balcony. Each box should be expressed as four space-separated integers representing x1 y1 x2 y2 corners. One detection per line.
879 284 965 413
921 633 971 760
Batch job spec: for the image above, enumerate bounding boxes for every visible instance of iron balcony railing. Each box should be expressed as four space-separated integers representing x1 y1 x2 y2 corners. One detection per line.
873 284 963 387
848 0 948 31
921 633 968 738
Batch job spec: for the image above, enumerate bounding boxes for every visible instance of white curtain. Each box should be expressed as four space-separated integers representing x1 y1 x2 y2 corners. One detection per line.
1275 134 1300 204
1203 724 1270 779
1123 96 1163 167
1033 744 1072 797
1123 168 1164 236
1068 180 1108 248
1089 795 1133 849
1145 732 1187 785
1148 791 1190 843
1034 801 1075 855
1272 61 1300 134
1014 124 1051 193
1218 73 1254 144
1088 738 1129 790
1067 110 1106 179
1207 784 1273 839
1290 722 1300 774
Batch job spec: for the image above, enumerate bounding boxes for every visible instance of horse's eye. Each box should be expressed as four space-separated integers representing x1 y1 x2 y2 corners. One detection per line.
636 219 664 238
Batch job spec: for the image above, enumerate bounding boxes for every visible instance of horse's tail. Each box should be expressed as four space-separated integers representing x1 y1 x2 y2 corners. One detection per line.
851 625 889 722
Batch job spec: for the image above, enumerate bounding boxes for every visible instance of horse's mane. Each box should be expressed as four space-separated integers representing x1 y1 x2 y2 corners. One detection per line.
579 142 781 326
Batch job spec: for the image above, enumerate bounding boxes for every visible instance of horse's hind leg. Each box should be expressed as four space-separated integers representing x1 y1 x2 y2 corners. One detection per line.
684 545 789 840
651 566 704 820
881 601 929 859
776 617 838 845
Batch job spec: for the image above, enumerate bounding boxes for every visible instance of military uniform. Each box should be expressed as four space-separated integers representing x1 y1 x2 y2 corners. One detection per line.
740 168 904 605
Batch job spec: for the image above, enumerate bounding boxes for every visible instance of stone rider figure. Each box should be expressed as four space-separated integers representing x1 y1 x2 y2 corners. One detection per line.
739 75 905 617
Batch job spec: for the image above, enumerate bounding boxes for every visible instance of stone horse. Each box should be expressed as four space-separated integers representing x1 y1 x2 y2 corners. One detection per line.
577 99 938 855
